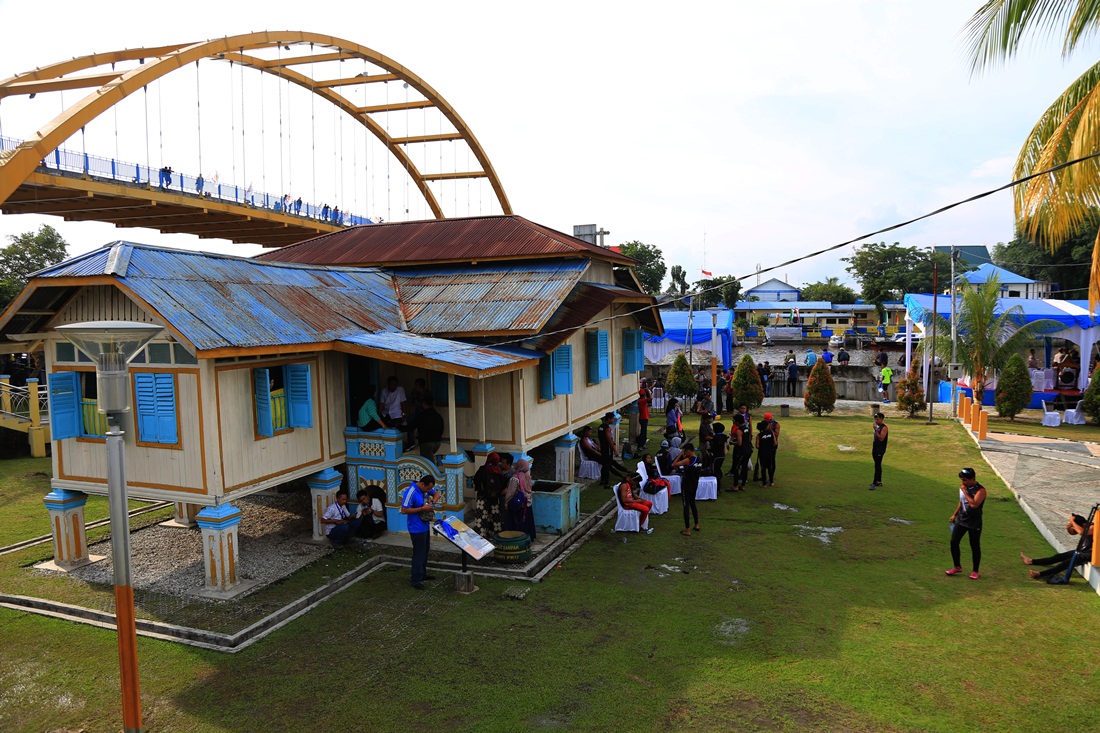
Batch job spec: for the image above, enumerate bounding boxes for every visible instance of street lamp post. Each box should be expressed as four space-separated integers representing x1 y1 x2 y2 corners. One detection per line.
56 321 163 733
708 308 720 415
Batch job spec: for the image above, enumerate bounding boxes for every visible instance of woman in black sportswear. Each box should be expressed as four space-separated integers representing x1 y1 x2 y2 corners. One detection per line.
673 443 701 535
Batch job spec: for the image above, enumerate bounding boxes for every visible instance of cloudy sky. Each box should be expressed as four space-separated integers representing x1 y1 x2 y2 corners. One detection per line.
0 0 1095 291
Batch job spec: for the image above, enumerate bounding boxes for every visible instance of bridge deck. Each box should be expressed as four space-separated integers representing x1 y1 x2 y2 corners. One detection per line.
3 170 342 248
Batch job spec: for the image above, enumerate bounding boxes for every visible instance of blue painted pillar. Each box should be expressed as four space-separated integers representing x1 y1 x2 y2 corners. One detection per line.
196 504 243 592
441 452 468 521
306 467 343 541
1045 337 1053 369
43 488 90 569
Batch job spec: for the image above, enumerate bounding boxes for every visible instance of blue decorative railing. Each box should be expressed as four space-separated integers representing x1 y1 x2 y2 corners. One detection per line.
0 135 375 227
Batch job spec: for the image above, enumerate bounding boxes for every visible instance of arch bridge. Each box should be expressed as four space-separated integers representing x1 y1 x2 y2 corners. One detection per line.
0 32 511 247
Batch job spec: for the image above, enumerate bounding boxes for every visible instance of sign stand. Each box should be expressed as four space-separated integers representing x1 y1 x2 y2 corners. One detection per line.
432 516 495 595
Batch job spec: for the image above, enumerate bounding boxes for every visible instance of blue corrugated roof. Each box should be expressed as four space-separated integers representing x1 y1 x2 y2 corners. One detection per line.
957 263 1036 285
904 293 1098 329
338 332 540 372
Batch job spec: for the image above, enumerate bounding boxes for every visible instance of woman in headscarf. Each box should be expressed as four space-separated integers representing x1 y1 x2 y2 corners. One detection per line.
504 458 536 539
471 452 504 537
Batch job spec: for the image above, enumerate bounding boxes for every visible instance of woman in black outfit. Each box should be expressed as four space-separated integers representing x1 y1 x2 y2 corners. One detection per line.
730 413 752 491
870 412 888 490
672 443 701 536
755 418 777 487
947 467 986 580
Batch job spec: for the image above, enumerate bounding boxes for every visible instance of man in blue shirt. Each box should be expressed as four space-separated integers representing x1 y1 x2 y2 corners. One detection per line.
400 475 440 589
821 348 834 364
804 348 817 367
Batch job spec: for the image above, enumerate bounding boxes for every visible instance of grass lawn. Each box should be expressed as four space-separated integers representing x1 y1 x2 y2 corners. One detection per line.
2 415 1099 732
0 456 152 547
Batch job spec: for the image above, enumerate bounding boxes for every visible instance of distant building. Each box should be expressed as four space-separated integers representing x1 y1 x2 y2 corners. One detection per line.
744 277 800 302
933 245 992 268
955 262 1051 299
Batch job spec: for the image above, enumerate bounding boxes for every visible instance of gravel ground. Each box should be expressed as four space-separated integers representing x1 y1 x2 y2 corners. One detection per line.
60 491 329 599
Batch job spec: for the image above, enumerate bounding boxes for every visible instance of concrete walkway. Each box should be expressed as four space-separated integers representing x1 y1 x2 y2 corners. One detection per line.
975 429 1100 593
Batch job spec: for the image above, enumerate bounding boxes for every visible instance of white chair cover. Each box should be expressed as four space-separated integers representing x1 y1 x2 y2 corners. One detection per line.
654 460 682 495
635 462 669 515
613 486 649 532
1029 370 1045 392
651 386 666 410
696 475 718 501
576 443 601 481
1044 369 1056 390
1065 399 1087 425
1041 401 1062 428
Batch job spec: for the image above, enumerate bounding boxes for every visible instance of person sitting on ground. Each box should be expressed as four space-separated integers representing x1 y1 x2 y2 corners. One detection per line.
355 488 387 539
321 489 359 548
1021 513 1094 581
821 347 833 364
837 348 850 366
618 473 655 533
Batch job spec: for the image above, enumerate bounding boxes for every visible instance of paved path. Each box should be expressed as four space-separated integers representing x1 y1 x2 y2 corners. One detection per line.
975 430 1100 592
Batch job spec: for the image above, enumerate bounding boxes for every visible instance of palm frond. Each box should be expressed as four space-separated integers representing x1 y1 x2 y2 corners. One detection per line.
965 0 1096 75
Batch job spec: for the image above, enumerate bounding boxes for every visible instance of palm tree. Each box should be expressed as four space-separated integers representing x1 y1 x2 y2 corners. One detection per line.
965 1 1100 310
921 275 1062 405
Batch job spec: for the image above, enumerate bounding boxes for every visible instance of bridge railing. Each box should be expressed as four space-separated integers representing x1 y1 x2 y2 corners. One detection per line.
0 376 48 426
0 134 375 227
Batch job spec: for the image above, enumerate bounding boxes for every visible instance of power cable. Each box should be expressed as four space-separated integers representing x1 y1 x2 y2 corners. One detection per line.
427 148 1100 357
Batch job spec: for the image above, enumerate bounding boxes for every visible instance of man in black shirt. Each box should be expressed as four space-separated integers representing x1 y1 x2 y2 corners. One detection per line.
416 397 445 459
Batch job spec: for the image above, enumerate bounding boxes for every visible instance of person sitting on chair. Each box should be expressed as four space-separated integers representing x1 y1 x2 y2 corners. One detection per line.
618 473 654 534
1021 513 1094 581
640 453 671 495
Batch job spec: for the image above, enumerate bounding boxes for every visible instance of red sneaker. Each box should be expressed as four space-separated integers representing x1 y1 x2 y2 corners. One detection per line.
969 572 980 580
945 567 963 576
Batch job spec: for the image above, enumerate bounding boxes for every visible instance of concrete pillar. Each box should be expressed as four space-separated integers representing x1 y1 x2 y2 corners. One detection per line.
307 467 343 542
623 402 640 451
553 433 579 483
172 502 201 528
196 504 243 593
43 489 91 569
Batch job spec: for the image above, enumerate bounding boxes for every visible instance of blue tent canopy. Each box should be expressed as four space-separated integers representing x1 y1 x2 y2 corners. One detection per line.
903 294 1100 330
646 309 735 369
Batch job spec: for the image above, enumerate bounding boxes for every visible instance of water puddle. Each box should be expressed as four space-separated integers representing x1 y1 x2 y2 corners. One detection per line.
715 617 751 645
794 525 844 544
773 503 798 512
889 517 914 525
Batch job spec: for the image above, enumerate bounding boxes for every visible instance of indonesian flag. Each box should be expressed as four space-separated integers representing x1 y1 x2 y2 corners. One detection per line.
701 269 713 277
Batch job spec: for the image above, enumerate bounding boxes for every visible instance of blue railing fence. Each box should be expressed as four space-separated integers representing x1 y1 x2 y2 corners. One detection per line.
0 134 375 227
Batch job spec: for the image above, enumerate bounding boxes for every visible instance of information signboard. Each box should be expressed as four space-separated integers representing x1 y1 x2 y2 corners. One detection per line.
433 516 495 561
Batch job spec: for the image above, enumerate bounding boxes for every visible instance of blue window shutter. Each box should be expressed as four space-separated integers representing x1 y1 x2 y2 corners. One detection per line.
622 330 638 374
286 363 313 428
539 356 554 400
553 345 573 395
154 374 179 444
133 373 158 442
48 371 82 440
598 330 610 380
430 372 448 405
254 368 273 437
636 331 647 372
455 376 470 405
586 331 599 384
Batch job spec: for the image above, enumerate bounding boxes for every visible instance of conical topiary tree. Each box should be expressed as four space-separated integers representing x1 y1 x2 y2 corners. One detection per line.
895 368 926 418
995 353 1032 420
730 353 764 410
666 353 697 402
1082 365 1100 424
803 359 837 416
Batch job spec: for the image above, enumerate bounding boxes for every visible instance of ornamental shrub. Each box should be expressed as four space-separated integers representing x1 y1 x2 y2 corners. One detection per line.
995 353 1032 420
666 353 697 402
803 359 837 416
1082 365 1100 424
895 368 926 418
730 353 764 409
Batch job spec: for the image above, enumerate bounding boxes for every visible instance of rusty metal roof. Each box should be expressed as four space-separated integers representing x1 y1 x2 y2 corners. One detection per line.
29 242 406 351
527 283 662 352
393 260 587 335
254 215 636 267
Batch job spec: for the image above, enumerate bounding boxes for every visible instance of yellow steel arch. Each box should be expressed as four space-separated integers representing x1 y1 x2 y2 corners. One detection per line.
0 31 512 217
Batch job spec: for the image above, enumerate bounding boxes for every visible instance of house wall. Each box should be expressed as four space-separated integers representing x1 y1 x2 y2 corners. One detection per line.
521 305 645 451
580 261 615 285
214 354 331 494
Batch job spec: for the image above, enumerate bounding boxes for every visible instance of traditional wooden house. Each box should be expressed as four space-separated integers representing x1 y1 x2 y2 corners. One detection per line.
0 216 661 592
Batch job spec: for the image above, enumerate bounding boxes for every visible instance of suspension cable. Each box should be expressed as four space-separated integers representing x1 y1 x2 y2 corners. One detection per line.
260 61 267 203
195 60 202 176
240 48 247 202
385 80 391 222
229 61 237 200
157 78 164 172
311 42 317 212
277 42 283 200
143 85 150 185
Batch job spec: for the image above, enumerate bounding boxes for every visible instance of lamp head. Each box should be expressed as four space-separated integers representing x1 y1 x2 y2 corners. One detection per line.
56 321 164 414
